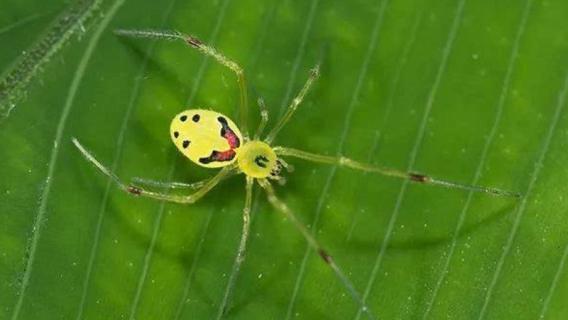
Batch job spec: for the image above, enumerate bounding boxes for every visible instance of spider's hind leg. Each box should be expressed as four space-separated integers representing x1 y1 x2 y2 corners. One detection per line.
131 177 208 190
258 179 377 319
72 138 232 204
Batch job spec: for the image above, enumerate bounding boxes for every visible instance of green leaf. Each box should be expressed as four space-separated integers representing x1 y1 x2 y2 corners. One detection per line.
2 0 568 319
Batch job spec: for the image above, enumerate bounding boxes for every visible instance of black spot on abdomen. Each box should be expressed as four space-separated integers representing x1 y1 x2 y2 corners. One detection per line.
182 140 190 148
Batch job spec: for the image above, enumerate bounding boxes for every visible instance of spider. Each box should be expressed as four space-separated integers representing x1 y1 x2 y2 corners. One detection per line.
72 29 520 319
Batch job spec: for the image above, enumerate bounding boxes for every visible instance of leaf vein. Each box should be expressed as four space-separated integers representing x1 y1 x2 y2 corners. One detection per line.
0 0 103 119
75 0 180 318
477 62 568 320
127 0 233 318
539 238 568 319
356 1 467 318
422 0 534 317
283 0 390 318
277 0 320 118
9 0 124 318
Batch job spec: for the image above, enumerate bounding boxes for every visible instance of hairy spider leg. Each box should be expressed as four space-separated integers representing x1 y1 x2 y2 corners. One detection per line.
254 97 269 140
274 146 521 198
216 96 274 316
217 176 254 319
131 177 211 190
258 179 377 320
264 64 320 144
131 169 239 190
114 29 250 138
72 138 234 203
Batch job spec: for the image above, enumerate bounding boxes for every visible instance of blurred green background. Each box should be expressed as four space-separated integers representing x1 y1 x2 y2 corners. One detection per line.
1 0 568 319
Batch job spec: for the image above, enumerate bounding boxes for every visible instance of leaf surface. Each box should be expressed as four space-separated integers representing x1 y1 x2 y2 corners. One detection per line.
1 0 568 319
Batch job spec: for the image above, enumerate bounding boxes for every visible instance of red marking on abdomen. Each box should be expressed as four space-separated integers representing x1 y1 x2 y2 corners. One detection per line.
199 149 237 165
218 116 240 149
198 116 241 165
214 149 236 161
224 130 240 149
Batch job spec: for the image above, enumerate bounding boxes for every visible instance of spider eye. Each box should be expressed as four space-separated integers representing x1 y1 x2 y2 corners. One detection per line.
254 155 269 168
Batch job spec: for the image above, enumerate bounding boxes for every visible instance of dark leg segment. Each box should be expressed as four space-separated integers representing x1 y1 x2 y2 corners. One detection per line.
258 179 377 320
274 146 521 198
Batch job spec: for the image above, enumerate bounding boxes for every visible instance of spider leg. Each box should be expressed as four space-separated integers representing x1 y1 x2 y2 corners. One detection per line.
258 179 377 320
274 146 521 198
132 169 237 190
265 65 319 143
114 29 249 137
131 177 210 190
216 177 254 318
254 97 269 140
72 138 232 204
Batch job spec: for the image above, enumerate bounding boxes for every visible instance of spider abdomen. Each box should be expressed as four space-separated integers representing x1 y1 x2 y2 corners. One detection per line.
170 109 243 168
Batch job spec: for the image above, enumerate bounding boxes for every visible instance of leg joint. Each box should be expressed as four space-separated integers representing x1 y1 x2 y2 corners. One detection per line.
127 186 142 196
409 173 429 183
318 249 332 264
185 35 202 48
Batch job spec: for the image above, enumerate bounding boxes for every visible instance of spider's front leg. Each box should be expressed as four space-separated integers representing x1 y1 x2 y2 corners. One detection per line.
114 29 250 138
72 138 233 204
254 97 269 140
273 146 521 198
265 64 320 143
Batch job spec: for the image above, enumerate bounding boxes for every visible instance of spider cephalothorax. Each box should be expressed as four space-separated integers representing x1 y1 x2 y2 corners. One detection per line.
236 140 278 178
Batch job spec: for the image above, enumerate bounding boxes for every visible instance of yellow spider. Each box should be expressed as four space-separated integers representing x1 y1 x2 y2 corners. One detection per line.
72 29 519 319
